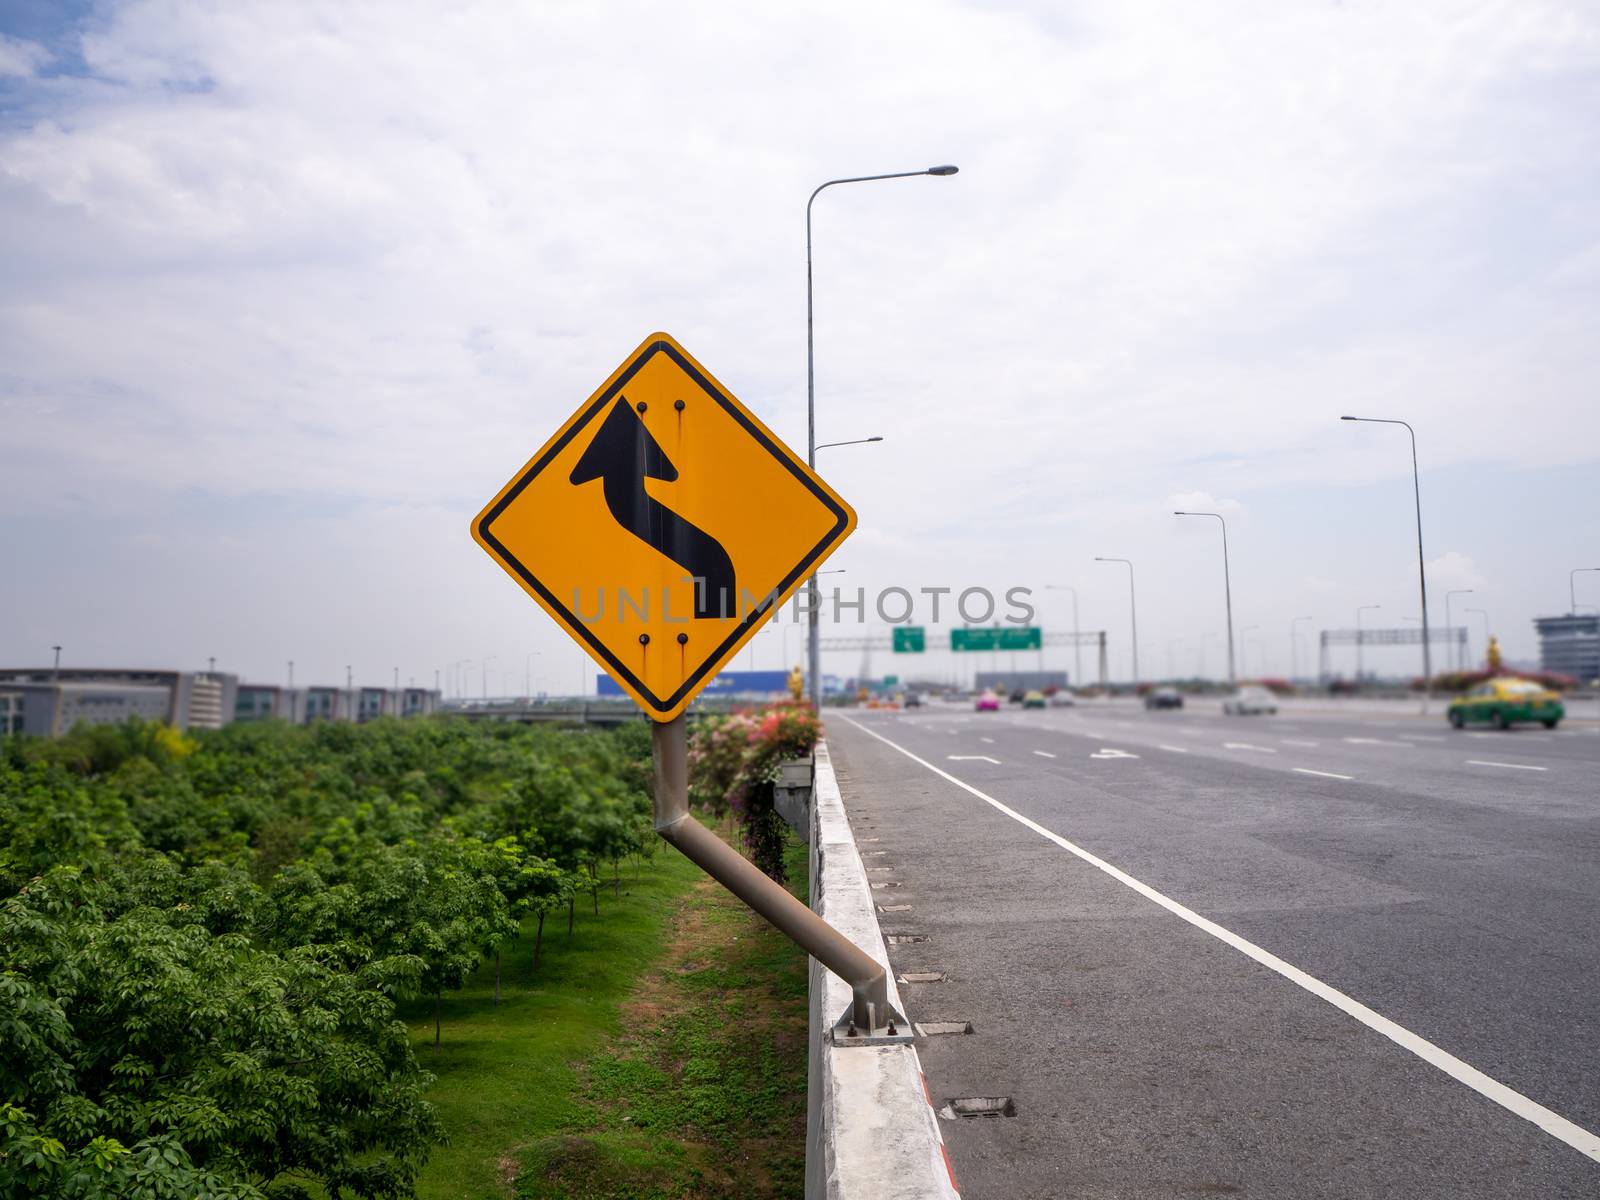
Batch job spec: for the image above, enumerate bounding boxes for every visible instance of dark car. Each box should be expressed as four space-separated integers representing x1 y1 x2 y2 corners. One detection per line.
1009 688 1026 704
1144 687 1184 710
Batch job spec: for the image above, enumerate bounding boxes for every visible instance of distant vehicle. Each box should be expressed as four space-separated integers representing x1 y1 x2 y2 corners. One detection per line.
1223 686 1278 716
1008 687 1026 704
904 692 924 708
975 691 1001 712
1048 691 1076 708
1448 678 1563 729
1144 687 1184 711
1022 690 1046 709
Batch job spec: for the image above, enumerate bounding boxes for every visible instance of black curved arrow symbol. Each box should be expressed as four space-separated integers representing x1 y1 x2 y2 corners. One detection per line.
570 398 737 619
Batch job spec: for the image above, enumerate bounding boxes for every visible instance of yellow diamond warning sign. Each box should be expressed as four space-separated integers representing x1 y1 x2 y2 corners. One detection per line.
472 332 856 721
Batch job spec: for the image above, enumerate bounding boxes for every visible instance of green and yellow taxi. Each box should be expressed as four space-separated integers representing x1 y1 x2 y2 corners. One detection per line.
1022 690 1047 709
1447 678 1564 730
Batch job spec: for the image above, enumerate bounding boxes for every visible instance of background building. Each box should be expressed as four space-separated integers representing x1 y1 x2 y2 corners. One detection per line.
1535 614 1600 683
0 667 439 737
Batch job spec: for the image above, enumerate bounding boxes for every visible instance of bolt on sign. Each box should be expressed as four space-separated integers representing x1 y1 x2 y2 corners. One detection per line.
473 332 856 721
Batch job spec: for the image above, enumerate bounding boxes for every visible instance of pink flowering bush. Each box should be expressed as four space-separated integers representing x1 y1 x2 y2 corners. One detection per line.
688 702 820 881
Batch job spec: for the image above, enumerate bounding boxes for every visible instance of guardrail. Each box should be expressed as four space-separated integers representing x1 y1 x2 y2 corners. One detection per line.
806 740 959 1200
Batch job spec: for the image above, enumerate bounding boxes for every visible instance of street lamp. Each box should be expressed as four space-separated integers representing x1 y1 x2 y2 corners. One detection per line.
1445 590 1473 672
1174 511 1236 687
807 164 959 710
481 655 496 702
815 436 884 451
1342 415 1432 709
1046 585 1082 687
1356 605 1381 684
51 645 61 681
1094 558 1137 690
1290 616 1313 683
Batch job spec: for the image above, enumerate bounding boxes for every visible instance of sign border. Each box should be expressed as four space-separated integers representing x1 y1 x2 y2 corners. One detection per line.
473 332 854 720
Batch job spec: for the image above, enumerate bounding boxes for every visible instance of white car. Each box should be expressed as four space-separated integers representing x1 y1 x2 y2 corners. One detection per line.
1048 691 1076 707
1223 686 1278 716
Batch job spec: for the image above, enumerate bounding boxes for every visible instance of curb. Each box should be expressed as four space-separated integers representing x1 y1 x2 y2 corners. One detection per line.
805 739 960 1200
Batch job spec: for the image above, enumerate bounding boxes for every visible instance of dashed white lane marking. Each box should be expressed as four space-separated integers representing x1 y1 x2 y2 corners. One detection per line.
980 736 996 744
1293 768 1354 781
1224 742 1277 753
1281 738 1320 747
1467 760 1548 772
1158 744 1189 754
837 713 1600 1164
948 755 1001 765
1090 748 1140 760
1344 737 1412 747
1032 750 1057 759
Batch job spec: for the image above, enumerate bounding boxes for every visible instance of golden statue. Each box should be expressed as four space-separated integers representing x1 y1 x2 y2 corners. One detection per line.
787 664 804 701
1486 635 1502 674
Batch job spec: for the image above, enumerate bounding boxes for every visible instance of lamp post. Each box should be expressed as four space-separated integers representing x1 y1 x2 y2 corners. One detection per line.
815 436 884 451
481 656 496 702
807 164 959 710
1095 558 1137 690
1356 605 1380 684
525 651 541 698
1572 568 1600 615
1445 590 1473 672
51 645 61 681
1342 416 1432 709
1464 607 1490 671
1046 585 1082 688
1290 616 1313 683
1173 511 1236 687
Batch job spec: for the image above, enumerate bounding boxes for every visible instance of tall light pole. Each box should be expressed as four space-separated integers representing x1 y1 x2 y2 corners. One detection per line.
1444 589 1473 672
1465 607 1490 671
1342 416 1431 709
1290 616 1313 683
1572 568 1600 615
1046 585 1081 688
481 655 496 702
1174 511 1236 687
1356 604 1380 684
1095 558 1137 690
525 651 541 698
807 164 959 710
815 436 884 451
51 645 61 681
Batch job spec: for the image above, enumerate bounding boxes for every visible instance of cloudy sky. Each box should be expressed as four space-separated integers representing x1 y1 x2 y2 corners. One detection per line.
4 0 1598 692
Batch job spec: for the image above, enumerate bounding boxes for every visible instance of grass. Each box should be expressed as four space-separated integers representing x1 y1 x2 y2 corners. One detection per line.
403 825 810 1200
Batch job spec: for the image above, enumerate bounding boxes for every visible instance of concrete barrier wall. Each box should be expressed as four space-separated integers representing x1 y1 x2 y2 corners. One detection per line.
805 739 960 1200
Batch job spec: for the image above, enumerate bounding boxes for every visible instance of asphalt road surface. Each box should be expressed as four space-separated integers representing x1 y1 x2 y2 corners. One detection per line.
826 700 1600 1199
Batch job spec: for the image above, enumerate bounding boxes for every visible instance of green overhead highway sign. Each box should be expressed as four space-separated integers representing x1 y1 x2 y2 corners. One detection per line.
893 626 927 653
951 626 1042 652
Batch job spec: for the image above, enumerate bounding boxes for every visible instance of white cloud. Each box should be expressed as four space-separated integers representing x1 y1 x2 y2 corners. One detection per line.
1426 550 1487 594
0 33 48 78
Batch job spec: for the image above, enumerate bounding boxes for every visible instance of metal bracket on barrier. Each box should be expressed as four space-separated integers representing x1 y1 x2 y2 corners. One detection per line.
830 1000 915 1047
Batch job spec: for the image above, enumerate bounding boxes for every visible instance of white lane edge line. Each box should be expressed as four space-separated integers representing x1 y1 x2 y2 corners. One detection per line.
1032 750 1057 759
1292 767 1354 781
1466 760 1549 772
837 712 1600 1163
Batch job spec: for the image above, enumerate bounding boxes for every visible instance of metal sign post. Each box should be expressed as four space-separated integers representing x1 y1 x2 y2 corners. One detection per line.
473 331 903 1043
